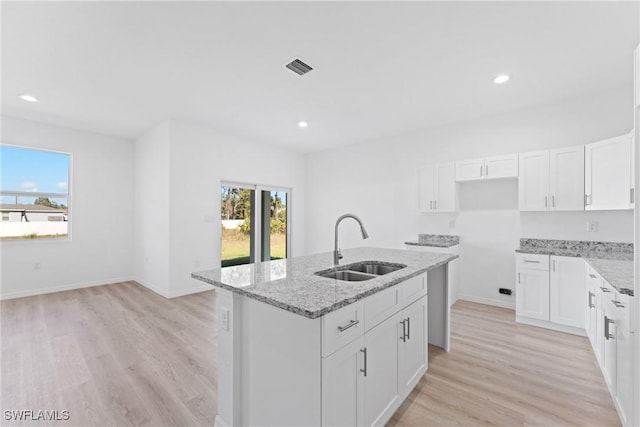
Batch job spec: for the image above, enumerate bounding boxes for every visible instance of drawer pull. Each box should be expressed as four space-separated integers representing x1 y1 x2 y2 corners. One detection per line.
524 260 541 264
588 274 597 279
406 317 411 340
588 291 595 308
612 300 625 308
600 286 611 293
400 319 407 342
337 319 359 332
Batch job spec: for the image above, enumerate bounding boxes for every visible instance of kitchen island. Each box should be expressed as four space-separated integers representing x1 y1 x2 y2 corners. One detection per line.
192 247 457 427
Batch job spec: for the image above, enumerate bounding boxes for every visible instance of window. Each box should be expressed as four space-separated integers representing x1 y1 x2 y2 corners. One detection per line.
0 145 71 241
220 182 289 267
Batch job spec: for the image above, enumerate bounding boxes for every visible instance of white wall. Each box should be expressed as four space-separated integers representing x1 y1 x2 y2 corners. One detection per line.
133 122 171 296
305 87 635 308
133 120 306 298
0 116 134 299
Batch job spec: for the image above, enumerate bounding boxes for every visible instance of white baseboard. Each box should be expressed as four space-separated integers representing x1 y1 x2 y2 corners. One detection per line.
515 315 587 336
168 284 214 298
457 293 515 310
133 278 213 299
133 277 170 298
0 276 134 300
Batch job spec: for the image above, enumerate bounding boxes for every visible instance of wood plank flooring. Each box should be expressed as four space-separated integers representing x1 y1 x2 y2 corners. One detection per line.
1 283 620 426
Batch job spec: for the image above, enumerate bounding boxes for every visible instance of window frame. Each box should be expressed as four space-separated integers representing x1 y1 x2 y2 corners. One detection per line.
0 143 73 244
220 180 292 265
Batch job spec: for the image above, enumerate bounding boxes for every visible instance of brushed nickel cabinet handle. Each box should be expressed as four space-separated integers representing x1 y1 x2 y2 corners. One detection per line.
338 319 359 332
588 291 595 308
600 286 611 293
518 272 521 283
406 317 411 340
430 200 433 210
360 348 367 376
544 196 548 208
552 195 555 207
485 165 489 176
400 319 407 342
480 165 483 176
604 316 615 340
524 260 541 263
612 300 625 308
589 273 596 279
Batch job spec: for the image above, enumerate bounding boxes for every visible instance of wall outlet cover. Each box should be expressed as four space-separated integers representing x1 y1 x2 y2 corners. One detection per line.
587 221 599 232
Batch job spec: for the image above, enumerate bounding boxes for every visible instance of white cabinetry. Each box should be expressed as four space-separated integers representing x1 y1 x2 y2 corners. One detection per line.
515 253 585 335
519 146 584 211
585 133 634 210
516 254 550 321
322 336 365 427
584 264 601 356
322 274 428 427
398 297 427 398
455 154 518 181
549 256 585 329
419 163 456 212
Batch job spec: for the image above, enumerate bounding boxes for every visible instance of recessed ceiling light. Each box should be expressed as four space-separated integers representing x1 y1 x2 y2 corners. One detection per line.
494 74 510 84
298 121 308 128
18 94 39 102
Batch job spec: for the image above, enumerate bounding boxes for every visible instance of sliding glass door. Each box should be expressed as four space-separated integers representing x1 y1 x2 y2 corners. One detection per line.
220 183 289 267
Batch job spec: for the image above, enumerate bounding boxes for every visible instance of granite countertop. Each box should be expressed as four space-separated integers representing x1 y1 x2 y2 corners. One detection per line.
405 234 460 248
585 258 634 297
191 247 457 319
516 238 634 296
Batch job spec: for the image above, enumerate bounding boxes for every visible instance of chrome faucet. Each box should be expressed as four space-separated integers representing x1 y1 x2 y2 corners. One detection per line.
334 213 370 265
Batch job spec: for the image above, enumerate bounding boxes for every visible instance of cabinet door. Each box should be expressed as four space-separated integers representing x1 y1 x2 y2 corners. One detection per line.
549 146 585 211
615 322 633 426
363 312 402 427
418 166 435 212
549 256 585 328
455 158 484 181
398 297 427 399
518 151 550 211
585 134 633 210
433 162 456 212
585 266 598 348
516 268 549 320
603 303 617 390
485 154 518 179
322 336 365 427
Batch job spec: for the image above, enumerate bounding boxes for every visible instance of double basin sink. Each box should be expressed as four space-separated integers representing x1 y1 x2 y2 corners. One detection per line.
315 261 407 282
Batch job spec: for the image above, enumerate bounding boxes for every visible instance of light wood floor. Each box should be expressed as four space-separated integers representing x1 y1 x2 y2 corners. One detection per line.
1 282 620 426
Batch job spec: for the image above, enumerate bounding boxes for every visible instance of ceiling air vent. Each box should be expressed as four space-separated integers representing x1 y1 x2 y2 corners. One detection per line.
285 59 313 76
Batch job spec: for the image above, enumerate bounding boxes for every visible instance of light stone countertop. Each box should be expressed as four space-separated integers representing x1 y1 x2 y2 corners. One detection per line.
191 247 457 319
584 258 634 296
515 238 634 296
405 234 460 248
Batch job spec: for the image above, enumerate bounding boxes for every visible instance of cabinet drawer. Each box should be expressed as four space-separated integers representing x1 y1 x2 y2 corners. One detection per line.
322 300 364 357
401 274 427 307
516 253 549 271
364 286 401 332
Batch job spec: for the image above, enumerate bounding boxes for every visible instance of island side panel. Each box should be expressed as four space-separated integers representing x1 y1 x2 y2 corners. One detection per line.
215 288 244 427
427 264 450 352
242 296 322 426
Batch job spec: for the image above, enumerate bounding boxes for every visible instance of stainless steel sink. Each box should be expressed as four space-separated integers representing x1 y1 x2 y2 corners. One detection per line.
348 262 405 275
318 270 376 281
315 261 407 282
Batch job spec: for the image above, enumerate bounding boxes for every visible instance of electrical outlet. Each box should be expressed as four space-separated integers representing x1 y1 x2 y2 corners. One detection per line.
221 308 229 331
587 221 599 232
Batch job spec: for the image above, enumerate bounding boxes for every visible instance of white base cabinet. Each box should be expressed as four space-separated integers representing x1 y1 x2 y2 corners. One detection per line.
515 254 585 335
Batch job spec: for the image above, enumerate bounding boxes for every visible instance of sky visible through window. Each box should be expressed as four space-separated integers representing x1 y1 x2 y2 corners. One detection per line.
0 146 70 204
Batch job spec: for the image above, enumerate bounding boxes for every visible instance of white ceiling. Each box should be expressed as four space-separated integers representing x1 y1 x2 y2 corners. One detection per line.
2 1 638 153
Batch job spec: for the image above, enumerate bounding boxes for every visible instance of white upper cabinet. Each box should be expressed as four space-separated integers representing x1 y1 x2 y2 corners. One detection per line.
455 154 518 182
549 146 585 210
519 146 584 211
585 133 633 210
419 162 456 213
518 150 549 211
